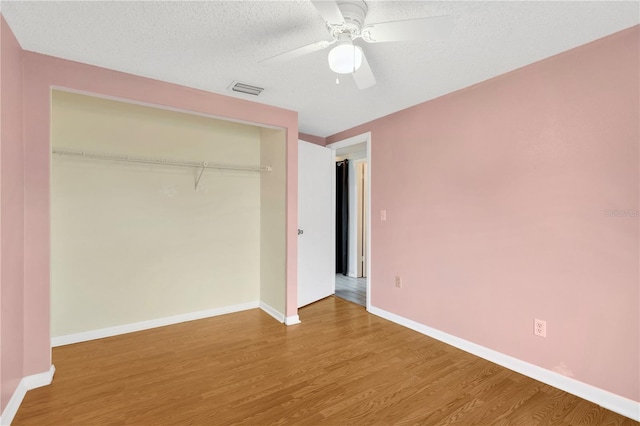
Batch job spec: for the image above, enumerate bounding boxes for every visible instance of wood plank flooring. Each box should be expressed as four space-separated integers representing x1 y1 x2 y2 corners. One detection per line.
335 274 366 306
14 297 637 425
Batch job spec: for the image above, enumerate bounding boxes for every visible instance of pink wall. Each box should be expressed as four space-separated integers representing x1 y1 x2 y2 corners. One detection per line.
16 49 298 378
328 26 639 402
0 16 25 413
298 132 326 146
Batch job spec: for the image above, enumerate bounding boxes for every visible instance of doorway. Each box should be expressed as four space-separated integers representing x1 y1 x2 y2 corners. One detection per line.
328 134 371 308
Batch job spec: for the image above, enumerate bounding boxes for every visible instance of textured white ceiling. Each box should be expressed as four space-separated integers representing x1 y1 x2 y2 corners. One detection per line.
2 1 638 137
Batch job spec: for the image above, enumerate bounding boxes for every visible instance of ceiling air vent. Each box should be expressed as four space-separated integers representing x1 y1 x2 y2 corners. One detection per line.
229 81 264 96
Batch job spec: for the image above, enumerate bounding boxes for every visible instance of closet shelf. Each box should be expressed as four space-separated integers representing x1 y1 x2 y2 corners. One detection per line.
52 147 271 190
51 148 272 173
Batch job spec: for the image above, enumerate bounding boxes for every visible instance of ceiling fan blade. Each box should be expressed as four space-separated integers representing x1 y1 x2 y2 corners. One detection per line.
353 51 375 90
362 15 453 43
260 40 334 65
311 0 345 25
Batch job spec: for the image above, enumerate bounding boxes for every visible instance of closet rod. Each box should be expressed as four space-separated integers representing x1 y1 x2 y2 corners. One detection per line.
51 148 272 172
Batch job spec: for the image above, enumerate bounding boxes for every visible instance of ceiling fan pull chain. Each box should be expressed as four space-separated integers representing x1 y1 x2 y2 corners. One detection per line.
352 46 356 73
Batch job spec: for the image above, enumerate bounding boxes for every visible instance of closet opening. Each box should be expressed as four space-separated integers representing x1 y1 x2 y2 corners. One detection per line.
50 90 287 345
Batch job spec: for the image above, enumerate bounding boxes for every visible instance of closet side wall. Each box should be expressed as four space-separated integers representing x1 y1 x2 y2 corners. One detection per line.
259 128 286 315
51 91 261 337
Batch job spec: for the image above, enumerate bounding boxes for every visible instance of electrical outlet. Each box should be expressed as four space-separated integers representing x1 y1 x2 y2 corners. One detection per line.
395 276 402 288
534 319 546 337
381 210 387 221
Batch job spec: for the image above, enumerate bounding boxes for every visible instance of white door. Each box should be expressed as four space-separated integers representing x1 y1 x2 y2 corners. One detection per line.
298 140 334 308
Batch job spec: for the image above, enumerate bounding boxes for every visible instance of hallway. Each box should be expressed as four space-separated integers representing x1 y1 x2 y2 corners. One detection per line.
335 274 366 306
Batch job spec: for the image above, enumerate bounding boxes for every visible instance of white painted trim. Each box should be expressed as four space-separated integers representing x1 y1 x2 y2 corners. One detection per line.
368 305 640 422
51 302 260 347
0 366 55 426
1 383 27 426
285 315 301 325
259 301 285 322
330 149 337 295
22 366 56 390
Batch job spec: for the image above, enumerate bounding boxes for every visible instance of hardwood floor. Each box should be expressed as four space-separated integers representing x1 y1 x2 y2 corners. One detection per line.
335 274 366 306
14 297 636 425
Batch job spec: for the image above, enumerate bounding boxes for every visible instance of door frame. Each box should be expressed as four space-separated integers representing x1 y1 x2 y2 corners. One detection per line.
326 132 372 310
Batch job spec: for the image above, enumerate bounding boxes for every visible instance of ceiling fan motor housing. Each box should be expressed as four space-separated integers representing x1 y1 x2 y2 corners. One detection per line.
335 0 368 35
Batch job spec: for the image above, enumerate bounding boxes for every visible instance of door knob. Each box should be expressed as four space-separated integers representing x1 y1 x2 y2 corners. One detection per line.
298 229 304 235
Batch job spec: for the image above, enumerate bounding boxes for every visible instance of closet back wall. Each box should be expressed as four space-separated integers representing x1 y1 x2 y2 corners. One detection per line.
51 91 261 338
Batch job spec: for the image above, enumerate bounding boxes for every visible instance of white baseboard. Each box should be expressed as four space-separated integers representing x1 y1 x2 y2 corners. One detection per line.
257 301 300 326
0 365 55 426
285 315 301 325
52 301 260 347
259 301 285 322
368 305 640 422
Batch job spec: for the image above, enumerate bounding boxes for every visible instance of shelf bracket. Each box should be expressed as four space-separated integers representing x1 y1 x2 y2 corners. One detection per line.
194 162 207 190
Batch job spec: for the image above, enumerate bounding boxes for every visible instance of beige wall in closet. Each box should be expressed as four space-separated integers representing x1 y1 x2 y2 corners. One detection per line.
51 90 265 337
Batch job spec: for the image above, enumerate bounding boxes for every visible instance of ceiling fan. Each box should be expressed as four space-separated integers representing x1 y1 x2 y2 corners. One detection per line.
260 0 453 89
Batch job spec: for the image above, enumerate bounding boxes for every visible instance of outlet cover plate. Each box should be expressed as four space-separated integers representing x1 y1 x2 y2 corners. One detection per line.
534 319 547 337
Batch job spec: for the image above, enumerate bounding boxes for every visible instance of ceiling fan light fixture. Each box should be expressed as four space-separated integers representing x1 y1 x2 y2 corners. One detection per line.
328 43 363 74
